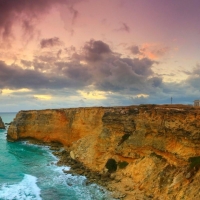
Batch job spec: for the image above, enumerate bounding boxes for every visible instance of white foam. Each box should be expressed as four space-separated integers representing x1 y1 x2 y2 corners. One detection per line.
52 165 71 173
22 141 49 151
49 167 113 200
21 141 59 162
0 174 42 200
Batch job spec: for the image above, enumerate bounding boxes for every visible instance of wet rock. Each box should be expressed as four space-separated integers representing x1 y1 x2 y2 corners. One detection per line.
52 152 61 156
63 170 73 174
50 146 61 151
76 169 84 175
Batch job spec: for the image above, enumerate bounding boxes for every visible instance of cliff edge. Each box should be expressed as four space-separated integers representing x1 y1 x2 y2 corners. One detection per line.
7 105 200 199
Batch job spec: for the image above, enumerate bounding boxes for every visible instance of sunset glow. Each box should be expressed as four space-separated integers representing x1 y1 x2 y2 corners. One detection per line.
0 0 200 111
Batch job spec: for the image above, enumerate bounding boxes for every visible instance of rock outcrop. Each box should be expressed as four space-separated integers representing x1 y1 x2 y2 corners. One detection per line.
0 116 5 129
7 105 200 199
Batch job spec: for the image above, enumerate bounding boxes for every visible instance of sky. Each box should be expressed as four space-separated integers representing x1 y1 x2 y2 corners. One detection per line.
1 0 200 111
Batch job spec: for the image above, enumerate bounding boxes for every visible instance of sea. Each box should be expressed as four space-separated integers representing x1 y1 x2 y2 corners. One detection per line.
0 113 113 200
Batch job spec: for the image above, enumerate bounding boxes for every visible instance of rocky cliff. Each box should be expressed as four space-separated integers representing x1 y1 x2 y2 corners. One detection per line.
7 105 200 199
0 116 5 129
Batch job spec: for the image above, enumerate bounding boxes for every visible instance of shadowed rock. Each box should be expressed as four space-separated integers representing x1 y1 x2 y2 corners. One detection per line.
0 116 5 129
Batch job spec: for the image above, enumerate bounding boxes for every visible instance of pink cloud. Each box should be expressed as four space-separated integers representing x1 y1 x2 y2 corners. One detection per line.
0 0 82 41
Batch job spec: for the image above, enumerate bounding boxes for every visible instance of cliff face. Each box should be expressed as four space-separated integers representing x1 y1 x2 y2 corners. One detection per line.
7 105 200 199
7 108 104 145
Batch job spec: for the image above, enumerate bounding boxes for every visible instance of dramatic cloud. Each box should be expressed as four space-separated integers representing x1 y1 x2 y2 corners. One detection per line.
0 60 54 89
82 39 112 62
0 40 157 94
1 0 200 111
0 0 82 40
0 38 198 111
40 37 63 49
148 77 162 88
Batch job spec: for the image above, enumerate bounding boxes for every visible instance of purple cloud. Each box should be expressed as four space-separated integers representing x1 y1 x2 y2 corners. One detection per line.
40 37 62 49
129 45 141 55
82 39 112 62
0 39 157 93
0 0 82 41
115 22 130 33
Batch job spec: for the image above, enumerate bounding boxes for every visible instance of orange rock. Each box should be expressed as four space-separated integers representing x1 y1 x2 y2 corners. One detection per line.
7 105 200 199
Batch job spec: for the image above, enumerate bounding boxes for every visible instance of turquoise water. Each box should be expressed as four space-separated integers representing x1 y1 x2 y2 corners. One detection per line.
0 113 113 200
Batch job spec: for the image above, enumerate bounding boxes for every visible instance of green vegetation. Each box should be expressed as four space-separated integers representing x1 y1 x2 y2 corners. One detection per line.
139 104 156 107
139 104 148 107
105 158 117 173
118 133 130 146
188 156 200 169
118 161 129 169
122 133 130 142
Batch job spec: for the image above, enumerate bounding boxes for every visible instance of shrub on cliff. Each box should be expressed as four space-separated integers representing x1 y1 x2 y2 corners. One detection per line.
105 159 117 173
188 156 200 169
118 161 129 169
118 133 130 146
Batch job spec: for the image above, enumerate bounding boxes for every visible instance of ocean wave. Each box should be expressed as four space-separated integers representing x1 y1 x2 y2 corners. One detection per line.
0 174 42 200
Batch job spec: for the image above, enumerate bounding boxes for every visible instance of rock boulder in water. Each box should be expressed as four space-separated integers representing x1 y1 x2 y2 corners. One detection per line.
0 116 5 129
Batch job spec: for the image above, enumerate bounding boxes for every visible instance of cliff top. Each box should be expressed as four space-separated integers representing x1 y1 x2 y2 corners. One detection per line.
18 104 197 113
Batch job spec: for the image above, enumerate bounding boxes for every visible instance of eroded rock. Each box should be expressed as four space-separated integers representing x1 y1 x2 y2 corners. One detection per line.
6 105 200 199
0 116 5 129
